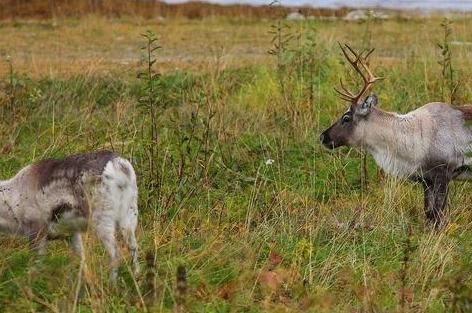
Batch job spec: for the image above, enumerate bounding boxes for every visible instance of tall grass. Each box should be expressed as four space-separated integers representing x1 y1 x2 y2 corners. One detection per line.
437 18 459 104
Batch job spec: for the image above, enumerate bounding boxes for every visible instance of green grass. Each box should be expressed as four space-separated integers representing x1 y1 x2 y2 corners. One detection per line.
1 15 472 312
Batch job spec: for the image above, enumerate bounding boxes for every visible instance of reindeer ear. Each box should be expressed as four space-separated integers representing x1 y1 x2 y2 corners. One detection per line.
356 95 378 116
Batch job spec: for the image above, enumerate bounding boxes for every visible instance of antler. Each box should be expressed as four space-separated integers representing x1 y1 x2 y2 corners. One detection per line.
334 43 383 106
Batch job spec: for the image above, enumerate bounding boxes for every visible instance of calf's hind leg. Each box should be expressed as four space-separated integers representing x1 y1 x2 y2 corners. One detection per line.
120 226 139 275
118 198 139 275
94 216 119 282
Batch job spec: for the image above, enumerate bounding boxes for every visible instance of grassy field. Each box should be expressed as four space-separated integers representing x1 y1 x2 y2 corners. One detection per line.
1 13 472 312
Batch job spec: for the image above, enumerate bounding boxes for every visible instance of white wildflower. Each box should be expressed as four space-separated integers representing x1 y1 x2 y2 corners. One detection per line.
265 159 275 165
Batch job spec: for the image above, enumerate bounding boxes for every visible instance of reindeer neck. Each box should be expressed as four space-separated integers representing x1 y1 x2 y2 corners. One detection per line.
360 108 401 148
359 107 430 177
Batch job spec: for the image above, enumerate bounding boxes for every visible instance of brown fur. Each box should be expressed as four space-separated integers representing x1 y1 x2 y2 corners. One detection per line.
456 105 472 120
28 150 117 220
50 203 74 222
32 150 116 189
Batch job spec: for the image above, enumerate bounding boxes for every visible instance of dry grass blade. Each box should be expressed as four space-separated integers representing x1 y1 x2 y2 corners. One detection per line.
22 286 60 313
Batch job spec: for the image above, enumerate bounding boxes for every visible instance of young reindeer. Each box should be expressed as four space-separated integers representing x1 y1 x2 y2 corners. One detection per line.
320 44 472 229
0 150 139 281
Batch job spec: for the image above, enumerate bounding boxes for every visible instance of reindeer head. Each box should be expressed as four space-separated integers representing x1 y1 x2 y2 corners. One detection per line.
320 44 382 149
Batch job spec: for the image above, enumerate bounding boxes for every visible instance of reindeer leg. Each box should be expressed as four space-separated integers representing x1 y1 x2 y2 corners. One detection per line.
423 176 449 230
121 226 139 276
453 164 472 181
69 232 91 302
423 179 435 223
30 235 48 256
118 202 139 276
27 223 48 256
70 232 85 259
95 218 119 283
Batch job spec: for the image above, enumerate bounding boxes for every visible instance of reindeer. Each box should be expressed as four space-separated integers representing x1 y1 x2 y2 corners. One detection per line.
0 150 139 280
320 44 472 229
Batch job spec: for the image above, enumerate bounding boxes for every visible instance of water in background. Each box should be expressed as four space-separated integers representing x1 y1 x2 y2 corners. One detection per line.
164 0 472 11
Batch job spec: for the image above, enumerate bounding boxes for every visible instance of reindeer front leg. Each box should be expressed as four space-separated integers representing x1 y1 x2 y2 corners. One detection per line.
423 176 449 230
26 222 49 256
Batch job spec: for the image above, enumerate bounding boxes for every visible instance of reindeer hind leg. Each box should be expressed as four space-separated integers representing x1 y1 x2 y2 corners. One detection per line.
118 188 139 275
423 176 449 230
94 216 118 282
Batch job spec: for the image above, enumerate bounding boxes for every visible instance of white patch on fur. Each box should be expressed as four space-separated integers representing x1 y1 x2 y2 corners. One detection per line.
91 157 139 278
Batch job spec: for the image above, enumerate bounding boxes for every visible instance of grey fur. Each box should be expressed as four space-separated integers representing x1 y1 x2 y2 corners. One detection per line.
0 150 139 280
320 99 472 228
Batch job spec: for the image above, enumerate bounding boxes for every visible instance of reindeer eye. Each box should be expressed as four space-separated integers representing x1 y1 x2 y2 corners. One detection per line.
342 114 352 124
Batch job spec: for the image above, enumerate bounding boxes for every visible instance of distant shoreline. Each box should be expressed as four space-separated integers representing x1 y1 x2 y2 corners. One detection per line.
163 0 472 12
2 0 471 21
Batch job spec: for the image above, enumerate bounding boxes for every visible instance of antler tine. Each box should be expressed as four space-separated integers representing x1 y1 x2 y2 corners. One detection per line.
339 78 355 97
339 43 361 67
363 47 375 61
334 77 357 102
356 47 382 83
357 48 380 80
346 45 374 63
334 88 355 102
344 44 370 84
335 43 382 105
344 44 361 61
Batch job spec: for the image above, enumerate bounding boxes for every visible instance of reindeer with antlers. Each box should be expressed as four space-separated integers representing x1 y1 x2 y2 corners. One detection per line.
320 44 472 229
